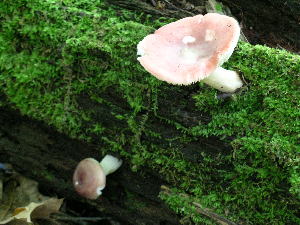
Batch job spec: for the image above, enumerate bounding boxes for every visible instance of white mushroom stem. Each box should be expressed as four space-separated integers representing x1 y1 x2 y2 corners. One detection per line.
99 155 123 176
202 67 243 93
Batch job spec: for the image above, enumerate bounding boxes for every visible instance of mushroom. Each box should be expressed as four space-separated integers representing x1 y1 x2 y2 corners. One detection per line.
73 155 122 199
137 13 243 93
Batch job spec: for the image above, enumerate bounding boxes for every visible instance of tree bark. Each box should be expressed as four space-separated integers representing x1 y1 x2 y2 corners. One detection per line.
110 0 300 52
220 0 300 52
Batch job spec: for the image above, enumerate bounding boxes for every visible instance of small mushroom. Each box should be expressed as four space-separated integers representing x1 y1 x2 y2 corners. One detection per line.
73 155 122 199
137 13 243 93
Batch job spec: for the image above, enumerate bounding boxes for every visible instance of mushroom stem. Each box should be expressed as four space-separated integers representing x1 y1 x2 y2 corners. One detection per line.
99 155 123 176
201 67 243 93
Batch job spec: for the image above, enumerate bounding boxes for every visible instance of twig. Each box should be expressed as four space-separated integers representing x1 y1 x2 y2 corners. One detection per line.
192 202 238 225
0 178 2 201
52 213 111 222
150 0 157 7
162 0 195 16
56 216 111 221
160 185 240 225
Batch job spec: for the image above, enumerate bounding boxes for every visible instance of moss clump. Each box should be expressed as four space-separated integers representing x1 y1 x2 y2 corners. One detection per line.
193 42 300 196
0 0 299 224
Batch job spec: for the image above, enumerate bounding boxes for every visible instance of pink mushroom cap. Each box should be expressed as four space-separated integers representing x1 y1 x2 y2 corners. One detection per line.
137 13 240 85
73 158 106 200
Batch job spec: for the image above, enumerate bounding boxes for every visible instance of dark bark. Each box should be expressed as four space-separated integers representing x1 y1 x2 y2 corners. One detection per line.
110 0 300 52
220 0 300 52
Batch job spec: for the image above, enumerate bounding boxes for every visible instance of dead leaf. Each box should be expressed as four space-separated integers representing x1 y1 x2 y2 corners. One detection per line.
0 202 43 224
31 198 64 220
0 173 63 224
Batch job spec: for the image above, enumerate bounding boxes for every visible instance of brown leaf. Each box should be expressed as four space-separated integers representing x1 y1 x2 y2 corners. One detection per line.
0 173 63 225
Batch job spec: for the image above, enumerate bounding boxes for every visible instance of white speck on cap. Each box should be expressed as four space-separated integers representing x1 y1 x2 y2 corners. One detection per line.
180 47 199 64
182 35 196 44
205 29 216 41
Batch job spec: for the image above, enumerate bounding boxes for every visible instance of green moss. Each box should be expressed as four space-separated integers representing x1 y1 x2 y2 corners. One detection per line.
215 3 223 12
41 170 56 182
193 42 300 196
0 0 299 224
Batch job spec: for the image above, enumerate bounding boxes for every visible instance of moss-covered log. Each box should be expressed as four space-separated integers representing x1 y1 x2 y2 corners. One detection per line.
0 0 299 224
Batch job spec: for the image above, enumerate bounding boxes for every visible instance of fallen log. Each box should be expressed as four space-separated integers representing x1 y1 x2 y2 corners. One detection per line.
0 0 299 224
